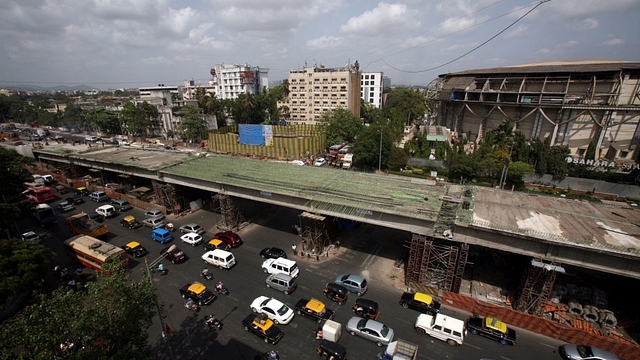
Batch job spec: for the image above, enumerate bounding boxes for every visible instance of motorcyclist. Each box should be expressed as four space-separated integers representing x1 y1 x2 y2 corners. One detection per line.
216 281 224 291
158 263 164 272
206 315 217 325
202 268 210 277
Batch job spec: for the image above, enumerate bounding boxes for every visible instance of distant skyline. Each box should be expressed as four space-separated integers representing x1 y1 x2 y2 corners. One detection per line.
1 0 639 90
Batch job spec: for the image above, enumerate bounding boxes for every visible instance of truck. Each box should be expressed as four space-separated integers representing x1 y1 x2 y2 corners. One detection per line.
33 203 57 226
327 142 348 166
65 213 108 239
342 153 353 170
378 339 418 360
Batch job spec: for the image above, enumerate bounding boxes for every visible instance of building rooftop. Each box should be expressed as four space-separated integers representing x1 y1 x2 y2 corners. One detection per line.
440 60 640 77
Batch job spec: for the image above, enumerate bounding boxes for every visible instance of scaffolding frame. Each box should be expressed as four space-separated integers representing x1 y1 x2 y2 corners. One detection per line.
515 259 560 315
299 212 330 255
211 193 246 232
152 180 181 214
405 234 468 293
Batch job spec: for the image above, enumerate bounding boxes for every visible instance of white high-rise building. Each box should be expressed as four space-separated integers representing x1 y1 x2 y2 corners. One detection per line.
360 72 384 108
209 63 269 100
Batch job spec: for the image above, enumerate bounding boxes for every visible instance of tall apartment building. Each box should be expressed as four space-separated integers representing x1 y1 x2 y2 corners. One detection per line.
360 72 385 108
435 60 640 163
205 63 269 100
283 62 362 125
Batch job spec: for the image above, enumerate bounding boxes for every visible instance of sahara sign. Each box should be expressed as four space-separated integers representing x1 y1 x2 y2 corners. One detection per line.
565 157 640 172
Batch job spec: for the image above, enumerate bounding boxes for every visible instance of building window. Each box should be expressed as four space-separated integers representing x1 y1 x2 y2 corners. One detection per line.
340 78 346 81
365 81 369 85
323 78 328 82
361 81 364 85
331 101 337 105
331 78 337 81
340 101 345 105
370 75 375 80
365 75 369 79
300 86 305 90
577 149 586 156
370 93 374 97
370 99 374 103
621 151 629 158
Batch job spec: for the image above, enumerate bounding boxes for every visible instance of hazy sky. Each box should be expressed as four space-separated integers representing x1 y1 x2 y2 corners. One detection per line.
1 0 638 89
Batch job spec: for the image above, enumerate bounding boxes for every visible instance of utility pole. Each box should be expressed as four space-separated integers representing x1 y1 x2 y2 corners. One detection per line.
378 129 382 172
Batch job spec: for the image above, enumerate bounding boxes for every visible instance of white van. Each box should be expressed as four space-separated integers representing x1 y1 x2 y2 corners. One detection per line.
414 313 466 346
261 258 299 278
201 249 236 269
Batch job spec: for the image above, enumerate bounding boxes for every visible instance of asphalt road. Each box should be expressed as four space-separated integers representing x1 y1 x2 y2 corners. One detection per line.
23 194 567 360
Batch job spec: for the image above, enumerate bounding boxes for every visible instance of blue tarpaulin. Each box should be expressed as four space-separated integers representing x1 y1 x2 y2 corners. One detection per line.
239 124 265 145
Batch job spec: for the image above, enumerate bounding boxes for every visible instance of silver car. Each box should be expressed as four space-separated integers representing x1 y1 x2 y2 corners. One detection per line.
346 316 394 347
558 344 620 360
144 209 165 220
179 223 206 235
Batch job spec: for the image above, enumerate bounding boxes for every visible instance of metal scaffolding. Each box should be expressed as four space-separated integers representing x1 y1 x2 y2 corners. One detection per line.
152 180 181 214
211 193 246 232
299 212 331 255
405 234 468 293
515 259 562 315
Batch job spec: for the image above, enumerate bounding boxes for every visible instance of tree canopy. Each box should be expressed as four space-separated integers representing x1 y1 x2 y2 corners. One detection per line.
0 239 55 307
0 262 157 360
176 104 207 142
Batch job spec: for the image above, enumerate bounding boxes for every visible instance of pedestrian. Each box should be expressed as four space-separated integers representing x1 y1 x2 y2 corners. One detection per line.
292 243 297 256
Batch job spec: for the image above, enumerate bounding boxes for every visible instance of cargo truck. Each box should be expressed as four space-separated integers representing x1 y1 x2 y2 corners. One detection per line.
342 153 353 170
65 213 108 238
378 339 418 360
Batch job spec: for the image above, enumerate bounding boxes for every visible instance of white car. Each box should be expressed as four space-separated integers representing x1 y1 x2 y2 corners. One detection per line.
314 158 326 167
250 296 295 325
290 160 305 166
180 232 203 246
95 205 116 218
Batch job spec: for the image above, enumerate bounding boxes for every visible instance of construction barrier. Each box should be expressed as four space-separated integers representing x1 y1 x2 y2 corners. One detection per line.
441 291 640 360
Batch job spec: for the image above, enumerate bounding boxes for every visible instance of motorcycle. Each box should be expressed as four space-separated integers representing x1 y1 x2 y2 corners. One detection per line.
165 223 175 232
215 284 229 295
184 298 199 312
158 264 168 276
205 314 223 330
201 270 213 280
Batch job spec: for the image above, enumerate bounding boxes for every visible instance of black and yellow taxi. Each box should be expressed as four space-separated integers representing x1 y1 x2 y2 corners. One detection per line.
179 282 216 306
241 313 284 344
399 291 441 315
203 238 231 251
466 316 517 345
294 298 335 323
75 187 90 196
123 241 148 258
120 215 142 229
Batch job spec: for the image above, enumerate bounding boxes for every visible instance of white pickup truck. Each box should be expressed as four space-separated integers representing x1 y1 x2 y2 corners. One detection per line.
95 205 116 218
414 313 466 346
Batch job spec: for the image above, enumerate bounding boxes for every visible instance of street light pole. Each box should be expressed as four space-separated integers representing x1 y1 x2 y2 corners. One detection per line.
378 129 382 172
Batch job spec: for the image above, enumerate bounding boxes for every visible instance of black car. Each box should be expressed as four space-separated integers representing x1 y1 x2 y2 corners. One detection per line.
88 212 104 223
241 313 284 345
466 316 517 345
179 282 216 305
294 298 335 323
66 194 85 205
260 247 287 259
399 292 441 314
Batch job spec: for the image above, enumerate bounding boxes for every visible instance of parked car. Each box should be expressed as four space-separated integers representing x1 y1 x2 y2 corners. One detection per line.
179 282 216 305
143 218 165 229
160 246 188 264
346 316 394 347
144 209 165 220
179 223 205 235
250 296 295 325
260 247 287 259
89 191 109 202
75 187 90 196
466 316 517 345
558 344 621 360
57 201 75 212
66 194 84 205
110 199 132 212
334 274 368 296
213 231 243 248
181 233 204 246
123 241 148 258
294 298 334 323
120 215 142 229
241 313 284 345
399 292 441 314
150 228 173 244
314 158 327 166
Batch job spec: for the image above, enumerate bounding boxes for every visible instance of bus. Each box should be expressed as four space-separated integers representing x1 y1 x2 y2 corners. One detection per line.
63 235 128 272
25 185 55 203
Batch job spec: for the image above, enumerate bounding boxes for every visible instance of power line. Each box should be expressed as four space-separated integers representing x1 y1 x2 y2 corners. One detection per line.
381 0 552 74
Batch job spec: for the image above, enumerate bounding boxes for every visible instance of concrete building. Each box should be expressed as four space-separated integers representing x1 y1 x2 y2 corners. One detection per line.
282 61 362 125
205 63 269 101
182 79 216 101
360 72 385 108
435 60 640 163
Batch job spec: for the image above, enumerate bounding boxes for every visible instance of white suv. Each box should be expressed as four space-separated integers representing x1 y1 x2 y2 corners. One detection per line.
261 258 299 278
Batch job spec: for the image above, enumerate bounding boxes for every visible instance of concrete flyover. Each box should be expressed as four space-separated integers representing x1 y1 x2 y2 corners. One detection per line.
32 144 640 280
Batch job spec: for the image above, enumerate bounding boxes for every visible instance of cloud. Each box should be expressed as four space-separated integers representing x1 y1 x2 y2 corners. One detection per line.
340 2 419 35
601 38 624 46
559 40 580 48
537 48 550 55
306 36 344 50
546 0 640 17
505 25 528 39
567 18 599 31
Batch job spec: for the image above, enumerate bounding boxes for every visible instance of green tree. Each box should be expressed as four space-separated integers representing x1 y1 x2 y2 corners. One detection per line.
62 103 87 132
0 239 55 306
0 262 156 360
506 161 535 188
384 88 427 124
119 101 148 139
352 124 394 170
319 108 363 146
0 147 34 201
177 105 206 142
86 107 120 135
